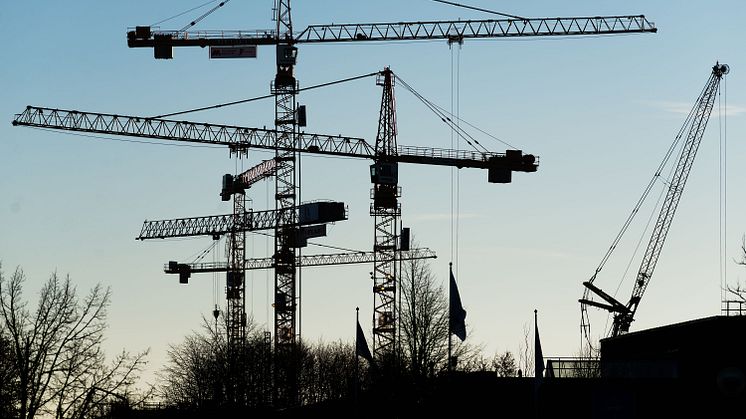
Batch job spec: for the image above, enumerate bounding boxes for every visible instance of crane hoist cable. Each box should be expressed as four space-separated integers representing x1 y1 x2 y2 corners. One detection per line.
452 44 461 272
717 77 729 302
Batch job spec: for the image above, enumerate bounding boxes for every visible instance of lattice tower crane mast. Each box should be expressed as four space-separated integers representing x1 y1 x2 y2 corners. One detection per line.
126 7 655 364
370 68 399 357
580 63 729 339
12 2 657 406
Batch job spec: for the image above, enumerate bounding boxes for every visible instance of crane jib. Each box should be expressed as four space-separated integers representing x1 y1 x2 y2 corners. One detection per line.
581 63 728 338
13 106 539 178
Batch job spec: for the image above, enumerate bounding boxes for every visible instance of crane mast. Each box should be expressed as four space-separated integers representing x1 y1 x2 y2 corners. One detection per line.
12 0 658 409
370 68 399 357
271 1 300 405
581 63 729 339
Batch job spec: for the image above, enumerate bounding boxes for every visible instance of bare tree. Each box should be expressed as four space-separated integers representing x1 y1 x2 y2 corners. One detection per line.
158 318 229 409
1 325 17 418
298 339 357 405
399 255 449 378
517 323 534 377
0 265 148 419
398 255 479 377
158 313 275 410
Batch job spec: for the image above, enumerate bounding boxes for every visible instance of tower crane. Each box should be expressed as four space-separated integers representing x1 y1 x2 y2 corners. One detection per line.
127 4 657 362
579 63 729 342
12 100 537 403
13 1 657 406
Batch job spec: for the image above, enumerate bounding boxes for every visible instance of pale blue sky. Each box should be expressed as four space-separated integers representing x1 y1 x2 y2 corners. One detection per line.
2 1 745 386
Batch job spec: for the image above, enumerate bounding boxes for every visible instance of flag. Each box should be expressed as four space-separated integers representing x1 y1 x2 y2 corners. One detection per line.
534 309 545 378
449 266 467 341
356 318 373 362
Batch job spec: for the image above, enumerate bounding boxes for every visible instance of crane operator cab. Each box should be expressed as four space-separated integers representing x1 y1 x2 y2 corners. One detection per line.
370 161 398 185
370 161 399 209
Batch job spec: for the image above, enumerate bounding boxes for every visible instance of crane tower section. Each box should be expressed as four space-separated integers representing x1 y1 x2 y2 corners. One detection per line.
370 68 399 357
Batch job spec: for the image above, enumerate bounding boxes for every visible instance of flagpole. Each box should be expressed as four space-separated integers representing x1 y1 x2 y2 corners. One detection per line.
448 262 453 373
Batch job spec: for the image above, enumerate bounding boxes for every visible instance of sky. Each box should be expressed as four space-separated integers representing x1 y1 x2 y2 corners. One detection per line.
1 0 745 388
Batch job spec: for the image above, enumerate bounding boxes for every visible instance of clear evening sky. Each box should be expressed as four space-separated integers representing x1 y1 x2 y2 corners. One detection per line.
2 1 745 385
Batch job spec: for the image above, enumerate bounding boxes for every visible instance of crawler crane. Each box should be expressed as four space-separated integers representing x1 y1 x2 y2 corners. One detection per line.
580 63 729 344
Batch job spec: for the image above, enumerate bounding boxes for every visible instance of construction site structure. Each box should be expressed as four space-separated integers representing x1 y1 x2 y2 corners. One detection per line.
580 63 729 342
12 98 537 403
13 1 658 407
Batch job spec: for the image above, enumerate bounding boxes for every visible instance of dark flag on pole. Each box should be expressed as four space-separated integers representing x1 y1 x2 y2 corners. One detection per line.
449 264 467 341
534 309 545 378
356 317 373 363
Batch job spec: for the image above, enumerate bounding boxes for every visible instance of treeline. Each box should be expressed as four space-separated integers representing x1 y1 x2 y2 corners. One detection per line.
156 257 524 411
1 256 531 417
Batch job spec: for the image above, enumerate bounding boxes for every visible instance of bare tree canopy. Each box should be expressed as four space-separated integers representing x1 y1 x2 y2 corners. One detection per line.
158 315 273 410
399 255 479 378
158 317 358 409
0 264 148 419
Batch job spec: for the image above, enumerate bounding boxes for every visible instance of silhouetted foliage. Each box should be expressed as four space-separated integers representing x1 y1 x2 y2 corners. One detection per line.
398 254 481 379
493 351 517 377
159 317 363 410
1 324 17 418
399 255 449 378
299 340 358 405
158 315 271 410
0 264 149 419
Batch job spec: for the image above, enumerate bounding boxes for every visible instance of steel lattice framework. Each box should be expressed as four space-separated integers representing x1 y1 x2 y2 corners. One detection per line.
11 2 659 408
137 210 276 239
136 204 345 240
163 248 437 273
371 69 399 357
13 106 526 169
126 15 656 47
271 0 299 406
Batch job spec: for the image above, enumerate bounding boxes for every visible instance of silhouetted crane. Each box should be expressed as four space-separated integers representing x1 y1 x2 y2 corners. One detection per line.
580 63 729 343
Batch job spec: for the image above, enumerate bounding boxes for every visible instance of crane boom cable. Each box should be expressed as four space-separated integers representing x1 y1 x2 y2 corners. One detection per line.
431 0 527 20
429 101 518 149
586 75 712 284
179 0 231 33
582 63 728 343
397 73 486 152
395 74 488 154
151 0 218 26
153 71 378 118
